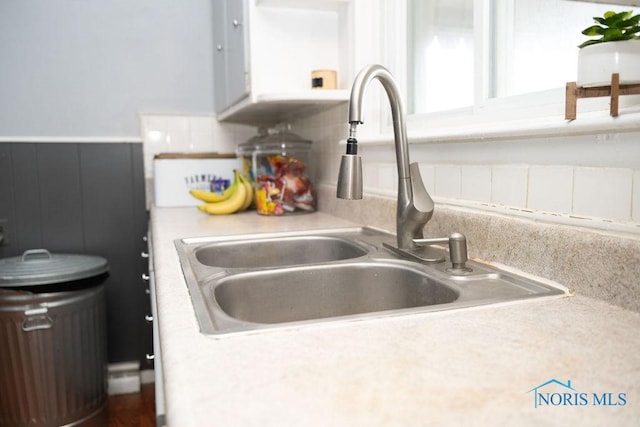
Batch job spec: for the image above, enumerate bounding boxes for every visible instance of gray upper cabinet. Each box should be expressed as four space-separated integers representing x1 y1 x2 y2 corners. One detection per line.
213 0 249 113
213 0 352 126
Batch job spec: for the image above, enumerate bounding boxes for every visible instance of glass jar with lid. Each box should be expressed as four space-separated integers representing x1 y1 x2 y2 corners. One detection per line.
252 126 316 215
236 127 268 185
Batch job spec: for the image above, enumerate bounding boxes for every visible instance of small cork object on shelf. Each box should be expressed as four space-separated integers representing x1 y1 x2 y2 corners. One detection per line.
565 73 640 120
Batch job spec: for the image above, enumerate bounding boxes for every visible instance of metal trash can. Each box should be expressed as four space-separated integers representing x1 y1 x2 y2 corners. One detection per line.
0 249 109 427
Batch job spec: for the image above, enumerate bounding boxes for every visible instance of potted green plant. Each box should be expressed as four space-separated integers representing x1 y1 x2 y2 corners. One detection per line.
577 10 640 87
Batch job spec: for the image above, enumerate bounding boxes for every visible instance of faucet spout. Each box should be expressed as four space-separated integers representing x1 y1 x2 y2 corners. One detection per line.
337 64 435 250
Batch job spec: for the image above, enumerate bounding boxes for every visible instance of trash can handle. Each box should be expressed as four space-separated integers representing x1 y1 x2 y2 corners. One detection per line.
22 307 54 331
22 249 52 262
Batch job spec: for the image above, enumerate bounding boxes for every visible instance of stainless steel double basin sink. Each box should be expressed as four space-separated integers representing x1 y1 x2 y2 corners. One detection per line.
175 227 566 335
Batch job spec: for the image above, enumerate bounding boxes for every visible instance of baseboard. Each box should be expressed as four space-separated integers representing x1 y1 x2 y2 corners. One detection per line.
140 369 156 385
108 361 141 395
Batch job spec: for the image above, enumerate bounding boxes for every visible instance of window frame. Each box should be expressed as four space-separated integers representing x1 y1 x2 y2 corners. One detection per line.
364 0 640 146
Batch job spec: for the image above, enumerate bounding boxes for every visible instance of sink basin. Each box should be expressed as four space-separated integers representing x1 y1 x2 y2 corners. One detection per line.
175 227 567 335
195 235 369 269
214 262 459 324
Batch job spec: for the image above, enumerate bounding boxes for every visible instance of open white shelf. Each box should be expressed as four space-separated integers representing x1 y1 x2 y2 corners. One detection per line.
217 90 350 125
256 0 351 12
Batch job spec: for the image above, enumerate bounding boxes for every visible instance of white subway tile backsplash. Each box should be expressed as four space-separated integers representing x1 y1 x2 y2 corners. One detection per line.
461 166 492 202
362 162 379 190
418 164 436 194
188 117 215 151
491 165 528 207
140 114 256 178
320 152 338 183
377 163 397 191
573 167 633 220
166 116 190 133
232 125 259 151
211 123 236 152
140 115 167 134
188 131 214 152
527 166 573 213
165 129 189 150
435 165 461 198
189 116 214 132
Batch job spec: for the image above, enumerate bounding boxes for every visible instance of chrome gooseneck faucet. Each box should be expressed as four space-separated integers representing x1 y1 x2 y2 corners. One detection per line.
337 64 435 250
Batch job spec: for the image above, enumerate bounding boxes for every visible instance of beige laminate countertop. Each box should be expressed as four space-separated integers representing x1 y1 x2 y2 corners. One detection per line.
151 207 640 427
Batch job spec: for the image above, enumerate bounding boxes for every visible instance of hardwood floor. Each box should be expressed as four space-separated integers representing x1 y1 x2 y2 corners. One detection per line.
108 383 156 427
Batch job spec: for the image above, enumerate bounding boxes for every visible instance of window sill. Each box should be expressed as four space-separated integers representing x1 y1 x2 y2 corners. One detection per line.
357 89 640 146
357 108 640 146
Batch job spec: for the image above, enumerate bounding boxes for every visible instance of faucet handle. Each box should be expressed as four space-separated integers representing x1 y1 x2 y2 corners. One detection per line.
409 163 434 216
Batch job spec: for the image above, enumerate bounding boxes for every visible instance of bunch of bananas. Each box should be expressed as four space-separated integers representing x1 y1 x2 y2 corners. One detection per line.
189 170 253 215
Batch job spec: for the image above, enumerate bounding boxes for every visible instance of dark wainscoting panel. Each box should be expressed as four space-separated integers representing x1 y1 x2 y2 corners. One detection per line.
0 142 151 365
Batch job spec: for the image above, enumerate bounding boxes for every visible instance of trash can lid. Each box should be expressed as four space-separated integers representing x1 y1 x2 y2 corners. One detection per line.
0 249 109 287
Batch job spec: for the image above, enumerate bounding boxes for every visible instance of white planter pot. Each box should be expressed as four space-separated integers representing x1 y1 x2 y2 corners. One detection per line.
577 39 640 87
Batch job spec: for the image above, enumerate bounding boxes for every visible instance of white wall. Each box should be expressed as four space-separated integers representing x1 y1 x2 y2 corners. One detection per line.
0 0 216 137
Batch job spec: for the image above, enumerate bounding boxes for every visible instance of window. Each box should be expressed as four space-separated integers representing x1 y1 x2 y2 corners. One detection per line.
407 0 474 113
406 0 640 115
